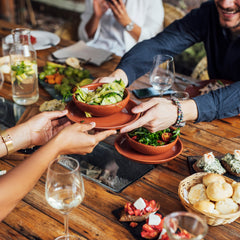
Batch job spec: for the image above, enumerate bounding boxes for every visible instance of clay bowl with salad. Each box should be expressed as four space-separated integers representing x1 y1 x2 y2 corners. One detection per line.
126 127 180 155
72 80 130 117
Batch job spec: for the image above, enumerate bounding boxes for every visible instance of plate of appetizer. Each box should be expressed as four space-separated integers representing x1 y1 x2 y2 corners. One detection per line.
114 197 195 239
39 60 93 101
187 151 240 181
185 79 232 98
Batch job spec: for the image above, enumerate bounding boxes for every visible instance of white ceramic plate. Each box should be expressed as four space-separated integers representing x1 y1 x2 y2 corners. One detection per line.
5 30 60 50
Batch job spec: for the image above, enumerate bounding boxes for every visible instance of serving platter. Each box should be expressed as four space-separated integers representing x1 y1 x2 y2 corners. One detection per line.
66 99 140 130
114 134 183 164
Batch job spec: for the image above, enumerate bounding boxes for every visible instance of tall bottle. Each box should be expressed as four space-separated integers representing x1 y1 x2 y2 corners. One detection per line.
9 28 39 105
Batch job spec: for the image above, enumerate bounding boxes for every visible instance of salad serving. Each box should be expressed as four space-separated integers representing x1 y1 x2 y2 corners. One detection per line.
74 79 126 106
128 127 180 147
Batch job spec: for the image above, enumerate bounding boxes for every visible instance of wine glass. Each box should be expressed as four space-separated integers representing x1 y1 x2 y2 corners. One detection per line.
164 211 208 240
45 156 85 240
149 54 175 96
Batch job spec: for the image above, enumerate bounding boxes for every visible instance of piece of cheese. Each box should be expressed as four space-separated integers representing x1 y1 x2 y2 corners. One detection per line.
133 197 146 210
234 150 240 161
158 228 167 239
203 152 215 164
148 213 161 226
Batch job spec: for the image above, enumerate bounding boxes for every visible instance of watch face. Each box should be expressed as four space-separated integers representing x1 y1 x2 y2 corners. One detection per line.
126 22 134 32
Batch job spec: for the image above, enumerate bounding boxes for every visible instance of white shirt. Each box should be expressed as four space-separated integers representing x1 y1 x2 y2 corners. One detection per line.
78 0 164 56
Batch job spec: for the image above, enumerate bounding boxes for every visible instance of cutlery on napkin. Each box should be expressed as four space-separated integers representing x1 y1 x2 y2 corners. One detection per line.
51 41 113 66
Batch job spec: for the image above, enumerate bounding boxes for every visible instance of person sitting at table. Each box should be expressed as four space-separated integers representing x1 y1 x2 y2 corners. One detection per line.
78 0 164 56
96 0 240 133
0 110 116 221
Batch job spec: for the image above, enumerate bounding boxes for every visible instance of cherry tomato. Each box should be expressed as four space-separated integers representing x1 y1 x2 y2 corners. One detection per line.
161 132 172 142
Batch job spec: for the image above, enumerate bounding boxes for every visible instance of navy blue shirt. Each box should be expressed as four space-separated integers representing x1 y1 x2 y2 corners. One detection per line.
117 1 240 122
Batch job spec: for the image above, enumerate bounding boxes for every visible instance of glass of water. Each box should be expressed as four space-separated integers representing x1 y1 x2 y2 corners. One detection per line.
164 211 208 240
150 54 175 97
45 156 84 240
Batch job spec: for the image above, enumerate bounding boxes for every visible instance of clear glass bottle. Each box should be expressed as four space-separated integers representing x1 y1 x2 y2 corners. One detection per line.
9 28 39 105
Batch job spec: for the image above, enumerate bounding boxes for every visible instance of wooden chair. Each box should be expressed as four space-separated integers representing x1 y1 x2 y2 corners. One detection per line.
163 3 185 28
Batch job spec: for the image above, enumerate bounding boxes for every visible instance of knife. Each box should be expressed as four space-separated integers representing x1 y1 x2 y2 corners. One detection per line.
175 75 201 87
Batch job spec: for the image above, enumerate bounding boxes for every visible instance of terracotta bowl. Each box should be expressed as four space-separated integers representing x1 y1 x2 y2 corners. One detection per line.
125 131 179 155
72 83 130 117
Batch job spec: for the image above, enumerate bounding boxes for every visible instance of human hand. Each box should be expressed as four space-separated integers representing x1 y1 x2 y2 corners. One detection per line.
120 98 178 133
93 0 109 18
94 69 128 86
24 110 71 146
53 122 116 155
107 0 131 27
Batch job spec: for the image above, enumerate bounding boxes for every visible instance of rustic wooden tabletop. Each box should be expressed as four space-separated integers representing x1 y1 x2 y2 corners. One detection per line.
0 19 240 240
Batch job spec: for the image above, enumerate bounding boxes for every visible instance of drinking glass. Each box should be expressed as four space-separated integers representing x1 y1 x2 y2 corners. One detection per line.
9 28 39 105
149 54 175 96
164 211 208 240
45 156 84 240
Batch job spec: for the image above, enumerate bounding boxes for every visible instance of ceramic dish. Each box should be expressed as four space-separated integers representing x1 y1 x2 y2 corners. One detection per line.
72 83 130 116
66 99 140 130
114 134 183 164
5 30 60 50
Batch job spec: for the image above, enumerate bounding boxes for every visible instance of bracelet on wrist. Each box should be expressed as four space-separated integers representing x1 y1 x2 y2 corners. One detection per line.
1 131 14 155
171 97 184 128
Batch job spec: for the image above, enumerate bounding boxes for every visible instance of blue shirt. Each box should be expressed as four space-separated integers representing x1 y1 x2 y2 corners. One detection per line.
117 1 240 122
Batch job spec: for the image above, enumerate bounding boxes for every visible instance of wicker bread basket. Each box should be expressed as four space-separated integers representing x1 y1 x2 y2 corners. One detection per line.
178 172 240 226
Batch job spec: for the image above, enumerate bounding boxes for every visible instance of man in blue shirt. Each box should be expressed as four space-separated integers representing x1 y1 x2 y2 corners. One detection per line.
98 0 240 133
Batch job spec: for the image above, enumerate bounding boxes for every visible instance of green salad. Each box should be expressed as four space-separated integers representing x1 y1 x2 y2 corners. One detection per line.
74 79 125 105
128 127 180 146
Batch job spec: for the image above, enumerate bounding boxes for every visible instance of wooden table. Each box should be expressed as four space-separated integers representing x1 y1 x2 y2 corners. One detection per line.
0 20 240 240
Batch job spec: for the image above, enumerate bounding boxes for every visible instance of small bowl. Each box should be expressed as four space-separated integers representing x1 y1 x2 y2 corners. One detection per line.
72 83 130 117
125 129 179 155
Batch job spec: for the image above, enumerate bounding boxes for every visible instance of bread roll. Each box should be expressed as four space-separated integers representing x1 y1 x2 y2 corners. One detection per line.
232 182 240 204
206 182 233 201
202 173 225 186
215 198 239 214
193 200 218 214
188 183 208 205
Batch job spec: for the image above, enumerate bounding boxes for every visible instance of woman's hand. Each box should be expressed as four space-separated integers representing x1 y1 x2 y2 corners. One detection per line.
24 110 71 146
52 122 116 155
107 0 131 27
93 0 109 19
120 98 178 133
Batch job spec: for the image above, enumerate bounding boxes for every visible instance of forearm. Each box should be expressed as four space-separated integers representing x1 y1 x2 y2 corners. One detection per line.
181 99 198 122
85 14 101 39
0 123 30 157
125 22 141 42
0 138 59 221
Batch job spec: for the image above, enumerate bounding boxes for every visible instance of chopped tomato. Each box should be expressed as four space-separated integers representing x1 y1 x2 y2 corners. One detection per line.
142 224 155 232
160 232 169 240
161 132 172 142
129 222 138 228
141 229 159 239
131 135 137 140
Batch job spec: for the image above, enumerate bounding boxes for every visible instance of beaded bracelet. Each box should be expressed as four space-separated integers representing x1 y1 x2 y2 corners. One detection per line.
171 97 184 127
1 132 14 155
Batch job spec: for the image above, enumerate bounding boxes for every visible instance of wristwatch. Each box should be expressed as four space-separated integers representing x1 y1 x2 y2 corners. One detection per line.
125 21 134 32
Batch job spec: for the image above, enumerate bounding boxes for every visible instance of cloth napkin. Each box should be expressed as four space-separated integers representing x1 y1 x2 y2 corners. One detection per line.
52 41 113 66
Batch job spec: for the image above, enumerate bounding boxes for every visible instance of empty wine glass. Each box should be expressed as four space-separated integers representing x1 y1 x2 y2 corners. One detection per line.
150 54 175 96
164 211 208 240
45 156 84 240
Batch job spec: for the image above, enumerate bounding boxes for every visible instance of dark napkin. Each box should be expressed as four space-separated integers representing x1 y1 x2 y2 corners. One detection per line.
187 156 240 182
